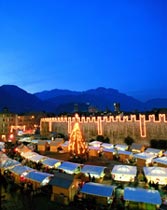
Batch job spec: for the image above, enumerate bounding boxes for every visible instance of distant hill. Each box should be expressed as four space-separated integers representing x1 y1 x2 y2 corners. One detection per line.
145 98 167 110
0 85 167 114
41 87 145 112
0 85 55 114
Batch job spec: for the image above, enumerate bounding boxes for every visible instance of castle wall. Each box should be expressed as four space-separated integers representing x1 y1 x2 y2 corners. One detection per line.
40 114 167 144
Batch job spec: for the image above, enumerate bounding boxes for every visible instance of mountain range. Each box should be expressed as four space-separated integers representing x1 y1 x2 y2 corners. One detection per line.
0 85 167 114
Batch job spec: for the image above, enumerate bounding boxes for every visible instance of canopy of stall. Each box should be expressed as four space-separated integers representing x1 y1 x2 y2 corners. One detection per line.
145 148 163 156
21 151 38 159
81 164 106 178
27 154 46 163
88 141 102 147
16 144 31 154
101 143 114 149
0 158 21 169
24 170 53 185
57 161 81 174
153 157 167 166
41 158 62 168
81 182 115 197
133 152 156 163
124 187 162 205
9 165 34 175
114 144 128 151
111 165 137 182
143 166 167 185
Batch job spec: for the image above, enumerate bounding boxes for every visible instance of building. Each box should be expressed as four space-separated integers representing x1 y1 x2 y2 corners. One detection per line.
0 111 45 142
40 113 167 144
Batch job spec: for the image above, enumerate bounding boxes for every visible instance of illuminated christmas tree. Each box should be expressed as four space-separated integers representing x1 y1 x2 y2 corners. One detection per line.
68 115 87 158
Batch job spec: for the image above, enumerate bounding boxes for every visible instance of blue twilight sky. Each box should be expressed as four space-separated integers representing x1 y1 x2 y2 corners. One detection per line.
0 0 167 101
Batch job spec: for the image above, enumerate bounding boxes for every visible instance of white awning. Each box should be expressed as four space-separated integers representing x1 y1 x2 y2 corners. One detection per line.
153 157 167 165
112 165 137 176
143 166 167 177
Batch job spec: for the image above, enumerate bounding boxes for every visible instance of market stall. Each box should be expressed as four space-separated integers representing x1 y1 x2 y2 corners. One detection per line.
0 158 21 175
8 164 34 184
50 138 64 152
117 150 133 163
88 141 102 147
114 144 128 151
133 152 156 167
41 158 62 169
101 143 114 149
102 148 116 160
49 172 80 204
111 165 137 182
80 182 116 206
21 151 38 159
37 140 49 152
153 156 167 168
88 146 101 157
130 143 145 153
143 166 167 185
59 141 69 153
27 153 46 163
81 164 106 182
23 170 53 190
145 148 164 157
124 187 162 209
0 151 9 167
57 161 81 174
16 144 31 155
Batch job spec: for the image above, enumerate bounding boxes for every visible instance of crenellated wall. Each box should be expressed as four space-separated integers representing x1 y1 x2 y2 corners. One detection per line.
40 114 167 144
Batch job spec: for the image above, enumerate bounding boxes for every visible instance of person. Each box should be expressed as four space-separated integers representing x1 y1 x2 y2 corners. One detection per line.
92 176 95 182
88 173 91 181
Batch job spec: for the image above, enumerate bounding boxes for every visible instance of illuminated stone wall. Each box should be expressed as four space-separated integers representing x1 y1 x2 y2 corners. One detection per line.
40 114 167 144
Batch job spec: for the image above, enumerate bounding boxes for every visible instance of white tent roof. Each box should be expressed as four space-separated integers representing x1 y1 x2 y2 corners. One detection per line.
88 146 100 151
28 154 46 163
101 143 114 149
60 141 69 147
81 182 115 197
1 158 21 169
81 164 106 178
0 142 5 149
21 151 38 159
143 166 167 177
115 144 128 151
117 150 132 155
134 152 156 160
31 139 39 144
124 187 162 205
145 148 162 154
0 156 10 168
57 161 81 173
24 171 53 184
153 156 167 165
111 165 137 176
89 141 102 147
42 158 61 168
102 148 116 153
9 165 34 175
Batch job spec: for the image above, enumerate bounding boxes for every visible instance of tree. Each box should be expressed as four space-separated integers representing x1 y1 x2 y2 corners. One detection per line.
124 136 134 146
150 139 159 148
96 135 104 142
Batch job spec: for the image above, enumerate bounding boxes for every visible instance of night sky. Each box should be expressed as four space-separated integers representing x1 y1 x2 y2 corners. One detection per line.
0 0 167 101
